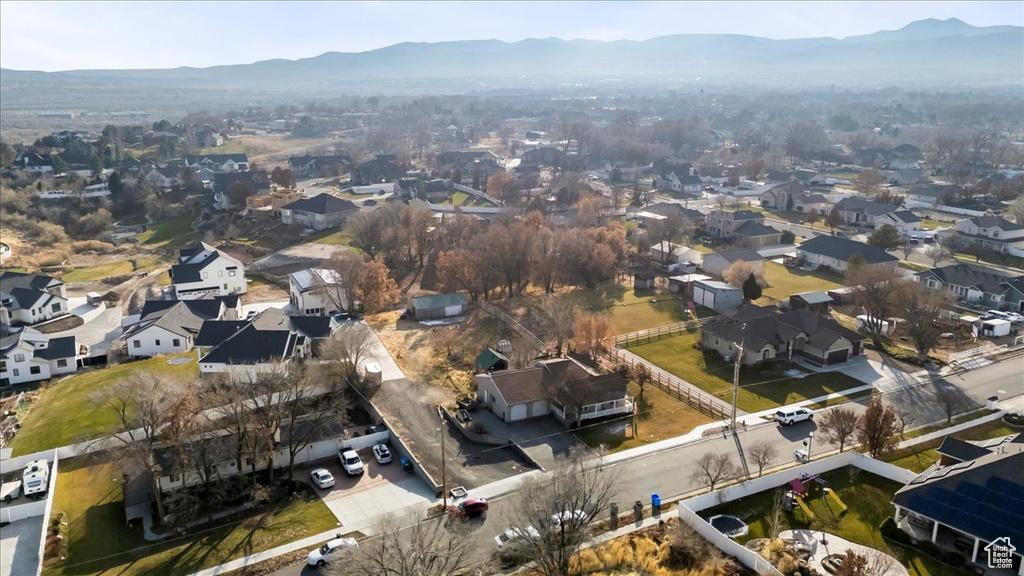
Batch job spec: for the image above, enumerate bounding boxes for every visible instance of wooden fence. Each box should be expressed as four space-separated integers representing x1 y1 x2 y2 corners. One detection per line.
603 347 731 420
613 317 711 348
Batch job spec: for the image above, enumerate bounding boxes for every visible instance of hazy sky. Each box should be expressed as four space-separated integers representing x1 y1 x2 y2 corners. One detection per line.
1 1 1021 71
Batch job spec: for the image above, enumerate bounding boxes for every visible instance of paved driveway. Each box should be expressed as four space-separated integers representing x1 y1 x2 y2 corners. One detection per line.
43 300 123 355
0 516 42 576
469 410 584 470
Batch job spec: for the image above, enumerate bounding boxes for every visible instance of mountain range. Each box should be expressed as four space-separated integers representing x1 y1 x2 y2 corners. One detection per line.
1 18 1021 112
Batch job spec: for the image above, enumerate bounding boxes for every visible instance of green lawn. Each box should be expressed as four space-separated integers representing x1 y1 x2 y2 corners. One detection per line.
134 213 196 249
311 228 353 245
630 332 867 413
574 382 713 452
60 256 162 283
575 282 718 335
11 353 199 456
760 261 844 301
882 418 1019 473
700 470 957 576
46 456 339 576
918 218 951 231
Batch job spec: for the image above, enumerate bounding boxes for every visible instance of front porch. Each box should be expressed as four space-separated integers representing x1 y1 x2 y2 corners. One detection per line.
895 508 1023 576
551 396 635 426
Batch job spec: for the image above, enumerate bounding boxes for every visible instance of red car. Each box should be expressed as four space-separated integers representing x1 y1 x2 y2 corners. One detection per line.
448 498 489 519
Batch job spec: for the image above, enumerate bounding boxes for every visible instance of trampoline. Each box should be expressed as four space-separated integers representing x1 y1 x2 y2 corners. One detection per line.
709 514 749 538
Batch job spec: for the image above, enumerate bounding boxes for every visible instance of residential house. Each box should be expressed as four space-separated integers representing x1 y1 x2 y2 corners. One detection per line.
760 181 806 210
0 272 68 326
833 197 902 228
884 169 928 187
891 434 1024 575
198 308 340 376
417 179 451 202
183 153 249 173
143 166 181 190
196 131 223 148
245 188 303 217
437 150 502 186
122 296 239 358
654 162 702 195
707 210 780 246
700 305 864 366
475 357 632 428
692 279 743 313
1 329 80 386
955 216 1024 255
214 170 271 209
14 151 53 174
280 193 358 231
169 243 246 300
351 155 406 185
637 202 705 226
649 241 703 268
915 263 1024 309
874 210 922 236
348 182 398 196
887 144 924 170
701 248 764 277
906 184 959 207
288 154 352 178
409 293 469 321
731 220 782 247
289 268 350 315
792 193 832 215
796 235 898 272
766 169 826 187
519 147 564 168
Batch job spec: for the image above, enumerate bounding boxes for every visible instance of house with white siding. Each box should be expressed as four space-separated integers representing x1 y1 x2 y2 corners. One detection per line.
0 272 68 326
122 296 240 358
1 329 80 386
289 269 350 315
955 216 1024 255
169 243 246 300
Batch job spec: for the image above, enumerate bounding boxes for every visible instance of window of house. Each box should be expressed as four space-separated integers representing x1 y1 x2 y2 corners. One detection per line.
0 361 6 371
762 349 771 360
51 303 61 312
133 340 141 348
223 284 228 290
202 272 208 279
155 339 161 346
14 354 25 363
57 359 67 368
173 339 181 347
13 369 19 376
30 366 41 375
169 473 178 483
218 270 224 277
228 270 236 277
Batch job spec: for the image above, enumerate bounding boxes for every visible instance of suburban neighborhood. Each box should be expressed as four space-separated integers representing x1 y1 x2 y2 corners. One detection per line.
1 6 1024 576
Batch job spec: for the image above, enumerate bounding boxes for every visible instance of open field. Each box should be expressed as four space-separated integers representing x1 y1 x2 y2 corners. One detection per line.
11 353 198 456
60 256 162 283
760 261 844 301
134 213 196 250
700 470 955 576
630 331 866 413
46 456 339 576
574 382 714 452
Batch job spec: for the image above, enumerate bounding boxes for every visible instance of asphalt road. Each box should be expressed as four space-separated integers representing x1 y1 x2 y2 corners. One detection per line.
270 358 1024 576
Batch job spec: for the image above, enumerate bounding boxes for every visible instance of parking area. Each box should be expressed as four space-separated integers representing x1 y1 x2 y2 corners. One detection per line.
0 515 43 576
297 449 437 531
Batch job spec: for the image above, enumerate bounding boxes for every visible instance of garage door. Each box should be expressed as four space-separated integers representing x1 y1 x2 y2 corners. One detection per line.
530 400 549 417
444 304 463 316
827 349 849 365
695 287 713 309
509 404 529 422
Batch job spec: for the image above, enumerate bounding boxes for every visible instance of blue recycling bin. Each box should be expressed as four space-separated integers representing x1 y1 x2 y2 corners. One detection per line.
651 493 661 508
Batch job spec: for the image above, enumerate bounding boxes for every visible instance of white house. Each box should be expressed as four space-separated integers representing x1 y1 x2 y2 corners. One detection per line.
197 308 338 376
289 269 350 315
122 297 240 358
168 243 246 300
955 215 1024 255
796 235 898 273
183 154 250 173
874 210 922 236
1 329 80 386
0 272 68 326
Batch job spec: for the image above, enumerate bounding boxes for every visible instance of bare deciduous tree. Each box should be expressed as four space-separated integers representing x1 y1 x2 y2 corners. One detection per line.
573 312 612 359
924 245 947 266
691 452 739 493
343 514 472 576
818 407 859 452
723 260 766 288
747 441 778 477
896 280 952 364
845 264 902 346
935 385 975 424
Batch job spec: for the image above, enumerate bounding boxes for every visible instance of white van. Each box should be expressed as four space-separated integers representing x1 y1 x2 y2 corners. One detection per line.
22 459 49 499
775 407 814 426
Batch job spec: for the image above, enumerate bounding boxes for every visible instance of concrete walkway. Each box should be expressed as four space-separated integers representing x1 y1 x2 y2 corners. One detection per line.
779 529 909 576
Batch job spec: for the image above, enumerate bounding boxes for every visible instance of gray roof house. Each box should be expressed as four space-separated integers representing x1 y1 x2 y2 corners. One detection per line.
700 305 864 366
281 193 359 231
701 248 764 277
955 215 1024 255
834 197 901 228
892 434 1024 573
915 263 1024 308
0 271 68 326
796 235 898 272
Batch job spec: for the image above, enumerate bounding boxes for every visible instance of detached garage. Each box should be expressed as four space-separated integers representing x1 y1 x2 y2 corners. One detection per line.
693 280 743 313
409 293 469 321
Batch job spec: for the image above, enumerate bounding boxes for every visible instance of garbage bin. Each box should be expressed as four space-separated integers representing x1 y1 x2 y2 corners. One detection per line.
610 503 619 529
987 396 998 410
652 493 661 515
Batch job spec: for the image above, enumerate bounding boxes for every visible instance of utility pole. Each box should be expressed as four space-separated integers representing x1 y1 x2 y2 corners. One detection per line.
437 406 447 509
731 336 744 430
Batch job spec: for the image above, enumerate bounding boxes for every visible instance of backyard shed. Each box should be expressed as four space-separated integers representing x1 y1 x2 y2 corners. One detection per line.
633 270 657 290
789 291 833 314
409 293 469 321
668 274 711 295
693 280 743 313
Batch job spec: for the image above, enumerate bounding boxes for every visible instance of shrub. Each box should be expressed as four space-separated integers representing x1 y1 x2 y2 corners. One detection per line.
72 240 116 254
780 230 796 244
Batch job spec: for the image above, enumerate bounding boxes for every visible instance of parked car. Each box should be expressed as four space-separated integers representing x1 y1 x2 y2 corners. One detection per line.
448 497 489 519
339 449 365 477
550 509 589 528
1005 312 1024 323
775 407 814 426
306 537 358 567
364 199 377 206
372 443 393 464
494 525 540 548
310 468 336 490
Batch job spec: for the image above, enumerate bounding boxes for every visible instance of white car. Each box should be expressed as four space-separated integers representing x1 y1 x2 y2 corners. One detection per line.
494 526 540 549
307 537 358 566
310 468 335 490
339 449 365 477
551 509 589 528
372 443 393 464
1003 312 1024 324
775 407 814 426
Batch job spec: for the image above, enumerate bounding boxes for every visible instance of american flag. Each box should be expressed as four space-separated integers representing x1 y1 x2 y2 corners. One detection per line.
971 323 979 338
